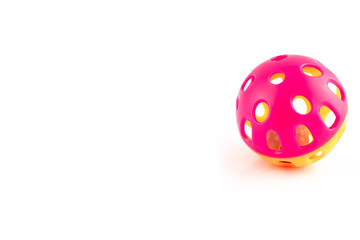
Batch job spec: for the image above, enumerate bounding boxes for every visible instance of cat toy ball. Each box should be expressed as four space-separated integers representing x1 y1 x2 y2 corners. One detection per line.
236 55 348 167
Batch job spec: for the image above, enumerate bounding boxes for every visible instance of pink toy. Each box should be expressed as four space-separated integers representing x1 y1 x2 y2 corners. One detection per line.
236 55 348 167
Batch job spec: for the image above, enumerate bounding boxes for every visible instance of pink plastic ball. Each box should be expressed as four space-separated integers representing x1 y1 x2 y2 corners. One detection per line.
236 55 348 167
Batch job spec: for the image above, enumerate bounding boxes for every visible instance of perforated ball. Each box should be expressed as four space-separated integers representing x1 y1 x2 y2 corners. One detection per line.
236 55 348 167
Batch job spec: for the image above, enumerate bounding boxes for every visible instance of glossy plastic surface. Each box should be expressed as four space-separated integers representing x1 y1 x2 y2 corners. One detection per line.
236 55 348 165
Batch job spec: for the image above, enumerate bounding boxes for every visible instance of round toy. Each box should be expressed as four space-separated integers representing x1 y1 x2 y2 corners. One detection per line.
236 54 348 167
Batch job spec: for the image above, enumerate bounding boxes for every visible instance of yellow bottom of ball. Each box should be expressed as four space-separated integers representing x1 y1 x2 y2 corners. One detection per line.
256 114 348 167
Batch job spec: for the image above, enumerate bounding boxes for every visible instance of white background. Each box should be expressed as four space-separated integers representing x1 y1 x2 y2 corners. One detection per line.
0 0 359 239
